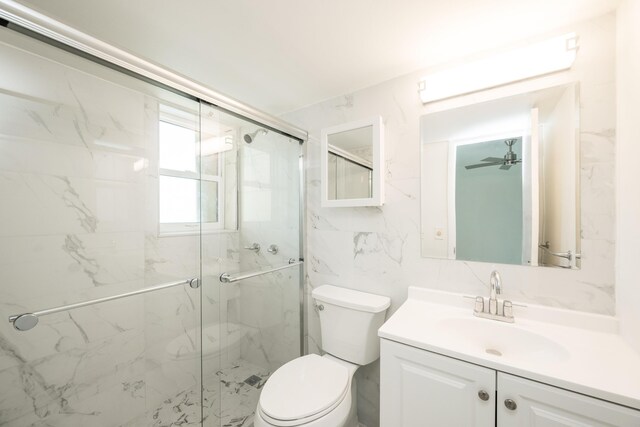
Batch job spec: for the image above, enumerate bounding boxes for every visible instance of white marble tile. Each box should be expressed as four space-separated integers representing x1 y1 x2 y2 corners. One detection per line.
203 358 270 427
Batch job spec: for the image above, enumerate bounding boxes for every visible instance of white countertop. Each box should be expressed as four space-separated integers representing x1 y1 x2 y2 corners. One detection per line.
378 287 640 410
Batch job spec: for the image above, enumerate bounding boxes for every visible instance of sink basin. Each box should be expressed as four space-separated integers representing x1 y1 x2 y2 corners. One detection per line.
436 317 570 364
378 287 640 410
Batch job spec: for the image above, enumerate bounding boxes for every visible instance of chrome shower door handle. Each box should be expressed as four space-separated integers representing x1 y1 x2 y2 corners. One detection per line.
244 243 261 253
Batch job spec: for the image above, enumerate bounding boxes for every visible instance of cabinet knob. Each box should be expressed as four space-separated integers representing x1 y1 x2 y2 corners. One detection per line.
478 390 490 401
504 399 517 411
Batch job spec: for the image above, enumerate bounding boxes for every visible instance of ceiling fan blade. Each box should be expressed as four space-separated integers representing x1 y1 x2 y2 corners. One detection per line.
481 157 504 162
465 162 503 169
499 164 512 170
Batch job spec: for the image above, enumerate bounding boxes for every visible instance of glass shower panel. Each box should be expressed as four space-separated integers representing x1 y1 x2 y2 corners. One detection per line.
238 130 301 373
199 102 301 426
231 125 302 425
0 28 203 426
199 102 239 426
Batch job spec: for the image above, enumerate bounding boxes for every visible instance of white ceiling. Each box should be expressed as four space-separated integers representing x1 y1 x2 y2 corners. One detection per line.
16 0 619 115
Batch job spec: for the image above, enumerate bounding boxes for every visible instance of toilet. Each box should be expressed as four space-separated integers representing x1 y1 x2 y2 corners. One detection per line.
254 285 391 427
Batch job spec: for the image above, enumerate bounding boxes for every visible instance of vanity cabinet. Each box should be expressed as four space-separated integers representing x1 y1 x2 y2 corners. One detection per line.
380 339 495 426
381 339 640 427
498 373 640 426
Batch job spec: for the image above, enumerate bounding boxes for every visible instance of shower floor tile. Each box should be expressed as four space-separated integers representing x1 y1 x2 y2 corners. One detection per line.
147 358 270 427
203 359 271 427
150 386 202 426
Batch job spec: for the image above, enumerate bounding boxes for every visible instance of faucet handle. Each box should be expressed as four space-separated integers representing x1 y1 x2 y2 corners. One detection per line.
503 300 513 318
244 243 261 253
474 296 484 314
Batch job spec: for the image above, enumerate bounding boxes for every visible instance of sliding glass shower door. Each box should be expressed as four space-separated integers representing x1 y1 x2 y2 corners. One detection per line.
200 103 302 426
0 27 204 426
0 22 302 427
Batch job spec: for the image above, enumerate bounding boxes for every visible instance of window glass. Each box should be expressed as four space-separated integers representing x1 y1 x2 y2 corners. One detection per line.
158 107 228 233
159 121 198 173
159 175 198 223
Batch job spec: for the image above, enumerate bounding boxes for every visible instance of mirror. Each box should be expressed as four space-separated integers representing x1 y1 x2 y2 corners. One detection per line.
321 116 384 207
420 83 581 269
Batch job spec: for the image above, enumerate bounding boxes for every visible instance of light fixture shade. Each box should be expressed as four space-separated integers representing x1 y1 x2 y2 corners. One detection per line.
419 33 577 103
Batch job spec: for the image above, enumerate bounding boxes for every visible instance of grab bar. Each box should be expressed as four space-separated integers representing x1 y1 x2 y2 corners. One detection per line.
8 277 200 331
220 259 303 283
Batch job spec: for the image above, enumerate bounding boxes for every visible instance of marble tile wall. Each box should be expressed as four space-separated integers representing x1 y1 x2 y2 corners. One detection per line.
283 13 617 427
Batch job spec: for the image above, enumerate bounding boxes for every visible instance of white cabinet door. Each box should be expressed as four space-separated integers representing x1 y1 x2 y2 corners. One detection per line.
380 339 496 427
498 373 640 427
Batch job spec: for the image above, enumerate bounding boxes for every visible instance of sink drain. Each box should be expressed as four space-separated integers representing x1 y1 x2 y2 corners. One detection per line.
486 348 502 356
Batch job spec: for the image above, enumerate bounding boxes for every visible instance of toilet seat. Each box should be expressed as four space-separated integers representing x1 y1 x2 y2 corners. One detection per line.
258 354 351 426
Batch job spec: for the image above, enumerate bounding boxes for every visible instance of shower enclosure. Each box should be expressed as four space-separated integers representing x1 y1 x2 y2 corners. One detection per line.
0 11 304 427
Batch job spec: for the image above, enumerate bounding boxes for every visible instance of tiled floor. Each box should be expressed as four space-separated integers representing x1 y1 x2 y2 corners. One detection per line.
148 358 270 427
208 359 271 427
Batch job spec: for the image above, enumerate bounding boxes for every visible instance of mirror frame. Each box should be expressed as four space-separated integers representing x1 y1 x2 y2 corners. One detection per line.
320 116 385 207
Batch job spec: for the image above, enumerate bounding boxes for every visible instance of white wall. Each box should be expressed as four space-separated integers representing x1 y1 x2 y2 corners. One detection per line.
540 85 578 267
284 13 616 427
616 0 640 353
420 141 449 258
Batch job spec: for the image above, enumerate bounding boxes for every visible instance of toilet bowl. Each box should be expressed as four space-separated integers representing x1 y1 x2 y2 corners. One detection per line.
255 285 390 427
254 354 358 427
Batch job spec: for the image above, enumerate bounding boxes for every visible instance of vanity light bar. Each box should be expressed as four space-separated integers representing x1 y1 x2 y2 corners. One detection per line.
418 33 578 103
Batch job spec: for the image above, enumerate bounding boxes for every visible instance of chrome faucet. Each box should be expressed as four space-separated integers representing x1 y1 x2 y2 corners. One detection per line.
473 270 514 323
489 270 501 315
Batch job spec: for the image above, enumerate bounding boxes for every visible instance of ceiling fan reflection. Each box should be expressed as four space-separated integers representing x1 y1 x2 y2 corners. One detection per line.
465 139 522 170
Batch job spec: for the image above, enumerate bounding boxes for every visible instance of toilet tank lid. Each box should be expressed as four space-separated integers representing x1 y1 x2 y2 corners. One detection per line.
312 285 390 313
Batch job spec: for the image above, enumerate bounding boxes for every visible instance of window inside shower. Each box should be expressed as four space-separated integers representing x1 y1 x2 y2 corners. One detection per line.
158 105 225 235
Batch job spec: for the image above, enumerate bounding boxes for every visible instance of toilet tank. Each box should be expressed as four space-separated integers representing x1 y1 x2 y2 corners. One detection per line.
312 285 390 365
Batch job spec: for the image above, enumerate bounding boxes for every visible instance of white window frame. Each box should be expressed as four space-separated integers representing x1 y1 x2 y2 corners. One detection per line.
158 115 224 236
